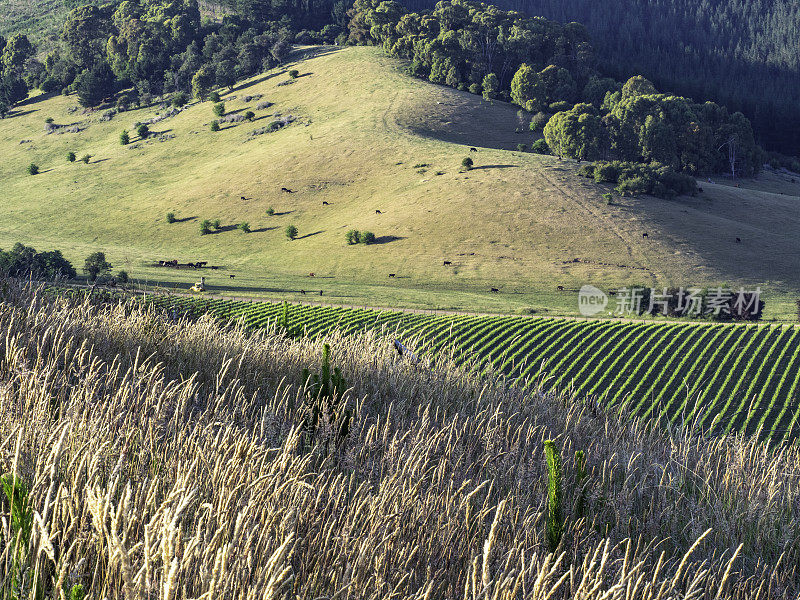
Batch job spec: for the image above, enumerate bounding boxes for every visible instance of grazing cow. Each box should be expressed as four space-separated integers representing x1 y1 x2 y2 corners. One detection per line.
281 187 295 193
388 273 396 277
642 232 649 239
736 237 741 243
557 285 564 291
322 201 329 205
319 290 323 296
469 147 477 152
490 287 499 292
375 209 382 214
240 196 246 200
443 260 451 266
300 289 306 295
308 272 315 277
230 274 235 279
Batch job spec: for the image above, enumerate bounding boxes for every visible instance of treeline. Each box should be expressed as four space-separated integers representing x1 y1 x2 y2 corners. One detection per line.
398 0 800 156
0 0 347 111
347 0 761 176
0 243 76 280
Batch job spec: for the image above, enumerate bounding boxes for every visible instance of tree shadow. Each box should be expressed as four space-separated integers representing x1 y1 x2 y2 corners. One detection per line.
249 226 277 233
371 235 405 244
228 70 287 94
8 109 36 119
209 224 239 234
16 91 58 108
470 164 519 170
296 230 323 239
173 216 197 223
272 210 294 216
91 158 110 164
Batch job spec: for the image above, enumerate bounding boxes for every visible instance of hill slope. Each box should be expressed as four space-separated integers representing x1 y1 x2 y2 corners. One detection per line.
2 46 800 316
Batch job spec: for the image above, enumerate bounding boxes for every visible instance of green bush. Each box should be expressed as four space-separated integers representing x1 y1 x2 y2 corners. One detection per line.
210 120 220 132
517 143 528 152
166 212 176 223
120 130 130 145
266 120 283 132
244 110 255 121
27 163 39 175
579 160 698 198
66 151 76 162
172 91 188 107
549 100 572 113
80 154 91 164
529 112 550 131
285 224 298 240
209 91 221 103
461 156 473 170
266 206 275 216
213 102 225 117
200 219 212 234
602 192 614 204
360 231 376 245
469 83 481 95
289 69 299 79
345 229 360 244
83 251 112 281
531 139 549 154
117 269 129 283
239 222 251 233
136 123 149 139
211 219 221 230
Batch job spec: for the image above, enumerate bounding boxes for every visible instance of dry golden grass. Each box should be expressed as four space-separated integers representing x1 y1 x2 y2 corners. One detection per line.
0 279 798 599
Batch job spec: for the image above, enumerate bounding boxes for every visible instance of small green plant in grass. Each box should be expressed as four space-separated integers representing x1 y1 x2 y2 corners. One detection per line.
81 154 91 163
27 163 39 175
211 219 221 230
239 222 251 233
544 440 564 553
574 450 588 519
166 211 176 223
299 343 351 454
213 102 225 117
68 584 86 600
210 120 220 132
285 224 298 240
603 192 614 205
200 219 212 234
67 151 76 162
360 231 376 245
266 206 275 216
345 229 360 244
1 473 34 599
289 69 299 79
136 123 149 139
461 156 473 170
120 129 129 145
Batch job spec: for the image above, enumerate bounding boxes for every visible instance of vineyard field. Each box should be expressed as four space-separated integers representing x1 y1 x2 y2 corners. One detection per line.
146 295 800 443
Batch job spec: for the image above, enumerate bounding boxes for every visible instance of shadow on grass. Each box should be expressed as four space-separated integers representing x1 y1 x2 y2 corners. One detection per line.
371 235 405 245
271 210 294 216
209 224 240 234
470 164 519 170
296 230 323 239
173 216 197 223
249 226 277 233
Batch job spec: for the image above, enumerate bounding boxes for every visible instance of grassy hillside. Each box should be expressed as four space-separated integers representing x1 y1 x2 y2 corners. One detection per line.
147 294 800 443
2 46 800 317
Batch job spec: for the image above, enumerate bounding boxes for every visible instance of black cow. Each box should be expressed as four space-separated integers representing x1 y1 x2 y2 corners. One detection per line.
557 285 564 291
230 274 235 279
642 232 649 239
375 209 382 214
388 273 396 277
736 237 741 243
490 287 499 292
469 147 477 152
443 260 451 266
281 187 295 193
300 289 306 295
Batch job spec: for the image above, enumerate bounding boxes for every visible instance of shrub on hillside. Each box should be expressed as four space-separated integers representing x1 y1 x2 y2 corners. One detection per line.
28 163 39 175
209 91 221 103
211 219 221 230
120 130 130 145
239 222 251 233
136 124 149 139
200 220 212 234
461 156 473 170
117 270 129 284
285 224 298 240
210 120 220 132
289 69 299 79
80 155 91 164
83 252 112 281
360 231 376 245
345 230 360 244
266 207 275 216
531 139 549 154
213 102 225 117
244 110 255 121
66 152 76 162
166 212 176 223
172 92 188 108
578 160 698 198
